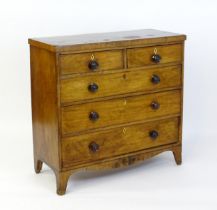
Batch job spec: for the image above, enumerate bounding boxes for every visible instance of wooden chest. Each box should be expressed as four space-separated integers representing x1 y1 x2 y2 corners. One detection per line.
28 29 186 195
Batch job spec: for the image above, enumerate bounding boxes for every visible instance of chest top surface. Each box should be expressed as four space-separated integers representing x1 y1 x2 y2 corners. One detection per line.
28 29 186 52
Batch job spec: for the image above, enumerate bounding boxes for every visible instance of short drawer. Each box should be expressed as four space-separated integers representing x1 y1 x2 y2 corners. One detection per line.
60 50 124 75
61 90 181 135
60 65 182 103
127 44 182 68
61 118 179 167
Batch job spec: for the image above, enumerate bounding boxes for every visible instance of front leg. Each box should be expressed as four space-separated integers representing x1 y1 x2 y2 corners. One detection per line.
173 146 182 165
34 158 43 174
55 171 71 195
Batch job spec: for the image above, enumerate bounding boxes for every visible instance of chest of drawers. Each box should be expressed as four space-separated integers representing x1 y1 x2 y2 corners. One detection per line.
29 29 186 195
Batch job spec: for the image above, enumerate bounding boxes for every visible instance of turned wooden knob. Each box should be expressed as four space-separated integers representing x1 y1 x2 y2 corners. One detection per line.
151 54 161 63
89 142 99 153
88 60 99 71
151 74 160 84
149 130 159 140
88 83 99 92
151 101 160 110
89 111 99 121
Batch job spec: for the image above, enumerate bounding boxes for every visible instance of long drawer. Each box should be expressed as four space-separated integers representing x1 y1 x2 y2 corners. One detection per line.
61 90 181 135
61 118 179 167
127 44 182 68
60 65 182 103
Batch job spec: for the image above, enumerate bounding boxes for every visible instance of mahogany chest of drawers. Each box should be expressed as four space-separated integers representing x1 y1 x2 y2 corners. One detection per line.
29 29 186 195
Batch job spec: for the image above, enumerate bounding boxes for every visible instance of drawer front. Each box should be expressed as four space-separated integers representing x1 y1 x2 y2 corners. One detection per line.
60 50 124 75
60 65 181 103
61 118 179 167
61 90 181 135
127 44 182 68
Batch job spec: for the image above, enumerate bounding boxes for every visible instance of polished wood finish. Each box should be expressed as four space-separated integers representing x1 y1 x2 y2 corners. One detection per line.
53 144 181 194
127 44 182 68
61 90 181 135
30 46 59 171
60 50 124 75
60 65 182 103
29 29 186 195
28 29 186 52
62 118 179 167
173 145 182 165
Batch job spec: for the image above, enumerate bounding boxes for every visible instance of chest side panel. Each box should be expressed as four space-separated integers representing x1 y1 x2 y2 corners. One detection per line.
30 46 60 170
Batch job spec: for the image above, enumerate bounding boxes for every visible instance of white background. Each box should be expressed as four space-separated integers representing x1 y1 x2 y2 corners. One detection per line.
0 0 217 209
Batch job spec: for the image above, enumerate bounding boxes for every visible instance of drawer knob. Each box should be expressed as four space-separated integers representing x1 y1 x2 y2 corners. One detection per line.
151 101 160 110
88 83 99 92
152 54 161 63
149 130 159 140
151 48 161 64
89 111 99 121
88 54 99 71
151 74 160 84
88 60 99 71
89 142 100 153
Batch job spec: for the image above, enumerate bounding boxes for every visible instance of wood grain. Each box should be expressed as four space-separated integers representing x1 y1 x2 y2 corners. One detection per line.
28 29 186 52
30 46 59 171
61 90 181 135
60 65 182 103
29 29 186 195
61 118 179 167
127 44 182 68
53 144 181 195
60 50 124 75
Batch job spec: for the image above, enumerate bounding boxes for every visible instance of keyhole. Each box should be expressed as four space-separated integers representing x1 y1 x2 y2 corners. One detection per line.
154 48 157 54
123 128 127 134
90 54 95 60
